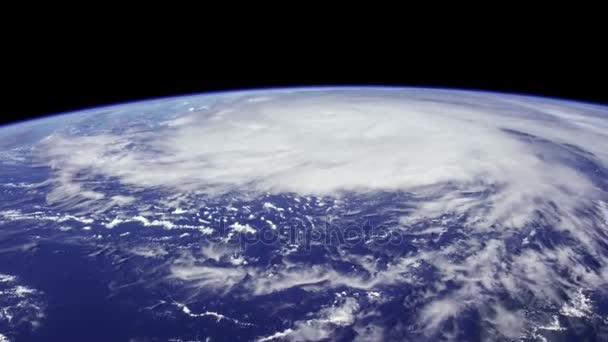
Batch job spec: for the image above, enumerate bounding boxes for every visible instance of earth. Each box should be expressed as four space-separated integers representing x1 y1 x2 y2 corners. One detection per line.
0 87 607 341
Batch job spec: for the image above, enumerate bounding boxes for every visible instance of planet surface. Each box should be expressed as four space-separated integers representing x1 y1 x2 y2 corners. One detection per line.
0 87 607 341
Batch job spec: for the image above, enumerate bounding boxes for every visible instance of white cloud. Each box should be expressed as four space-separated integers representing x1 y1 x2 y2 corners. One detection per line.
175 302 253 326
419 297 463 332
199 243 238 263
130 245 169 258
229 222 256 234
352 323 384 342
559 288 593 318
167 250 419 298
37 89 607 231
169 255 248 295
0 273 46 336
257 297 359 341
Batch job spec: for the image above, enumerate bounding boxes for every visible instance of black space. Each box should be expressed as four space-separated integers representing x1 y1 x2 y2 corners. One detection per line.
3 40 606 126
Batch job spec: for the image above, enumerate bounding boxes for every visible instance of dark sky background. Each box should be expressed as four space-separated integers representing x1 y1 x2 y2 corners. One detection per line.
4 38 606 126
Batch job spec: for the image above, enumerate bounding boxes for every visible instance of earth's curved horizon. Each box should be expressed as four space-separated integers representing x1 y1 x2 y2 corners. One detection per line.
0 87 607 341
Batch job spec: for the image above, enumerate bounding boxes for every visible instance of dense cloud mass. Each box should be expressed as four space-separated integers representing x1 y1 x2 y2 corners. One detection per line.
41 89 608 227
11 88 608 340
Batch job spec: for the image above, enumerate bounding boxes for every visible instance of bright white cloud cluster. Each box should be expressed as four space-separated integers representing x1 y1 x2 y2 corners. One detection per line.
0 273 46 338
38 89 608 229
257 297 360 341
